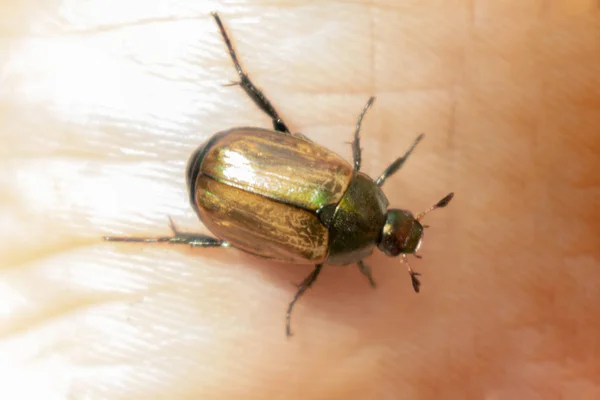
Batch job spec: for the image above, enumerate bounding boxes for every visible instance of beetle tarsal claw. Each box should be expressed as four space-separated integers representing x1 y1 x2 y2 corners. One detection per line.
285 322 294 338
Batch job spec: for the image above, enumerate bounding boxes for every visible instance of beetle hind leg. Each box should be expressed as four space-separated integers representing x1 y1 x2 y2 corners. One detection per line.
212 12 290 134
104 217 228 248
286 263 323 337
357 260 376 288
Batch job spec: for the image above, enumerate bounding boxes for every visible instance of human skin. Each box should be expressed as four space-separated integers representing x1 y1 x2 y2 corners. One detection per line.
1 0 599 399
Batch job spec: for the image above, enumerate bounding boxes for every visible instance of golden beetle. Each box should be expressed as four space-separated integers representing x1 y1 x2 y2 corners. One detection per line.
105 13 454 336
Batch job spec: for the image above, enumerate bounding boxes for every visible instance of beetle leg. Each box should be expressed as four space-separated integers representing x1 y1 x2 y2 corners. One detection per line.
103 233 225 247
351 97 376 172
103 217 228 248
375 133 424 187
286 263 323 337
212 12 291 134
357 260 376 288
104 233 226 247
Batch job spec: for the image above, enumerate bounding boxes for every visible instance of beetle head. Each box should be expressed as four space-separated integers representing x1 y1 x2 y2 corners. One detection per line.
378 192 454 257
378 209 423 256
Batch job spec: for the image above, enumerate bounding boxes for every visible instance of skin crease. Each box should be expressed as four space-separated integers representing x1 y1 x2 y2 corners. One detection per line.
1 0 599 398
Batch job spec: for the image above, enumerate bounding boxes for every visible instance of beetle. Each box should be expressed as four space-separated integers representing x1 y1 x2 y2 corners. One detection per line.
104 12 454 336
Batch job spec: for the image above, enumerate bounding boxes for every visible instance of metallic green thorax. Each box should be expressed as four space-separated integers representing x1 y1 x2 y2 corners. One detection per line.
378 210 424 256
323 173 389 265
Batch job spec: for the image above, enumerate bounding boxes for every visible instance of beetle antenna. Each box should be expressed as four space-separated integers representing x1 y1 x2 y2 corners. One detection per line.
416 192 454 221
402 254 421 293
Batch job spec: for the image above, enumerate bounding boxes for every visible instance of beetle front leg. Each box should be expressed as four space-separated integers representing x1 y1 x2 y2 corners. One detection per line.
357 260 376 288
104 217 228 248
286 263 323 337
351 97 376 172
212 12 290 134
375 133 424 186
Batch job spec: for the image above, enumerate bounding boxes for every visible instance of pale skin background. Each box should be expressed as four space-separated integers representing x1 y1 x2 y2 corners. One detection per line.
1 0 599 399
